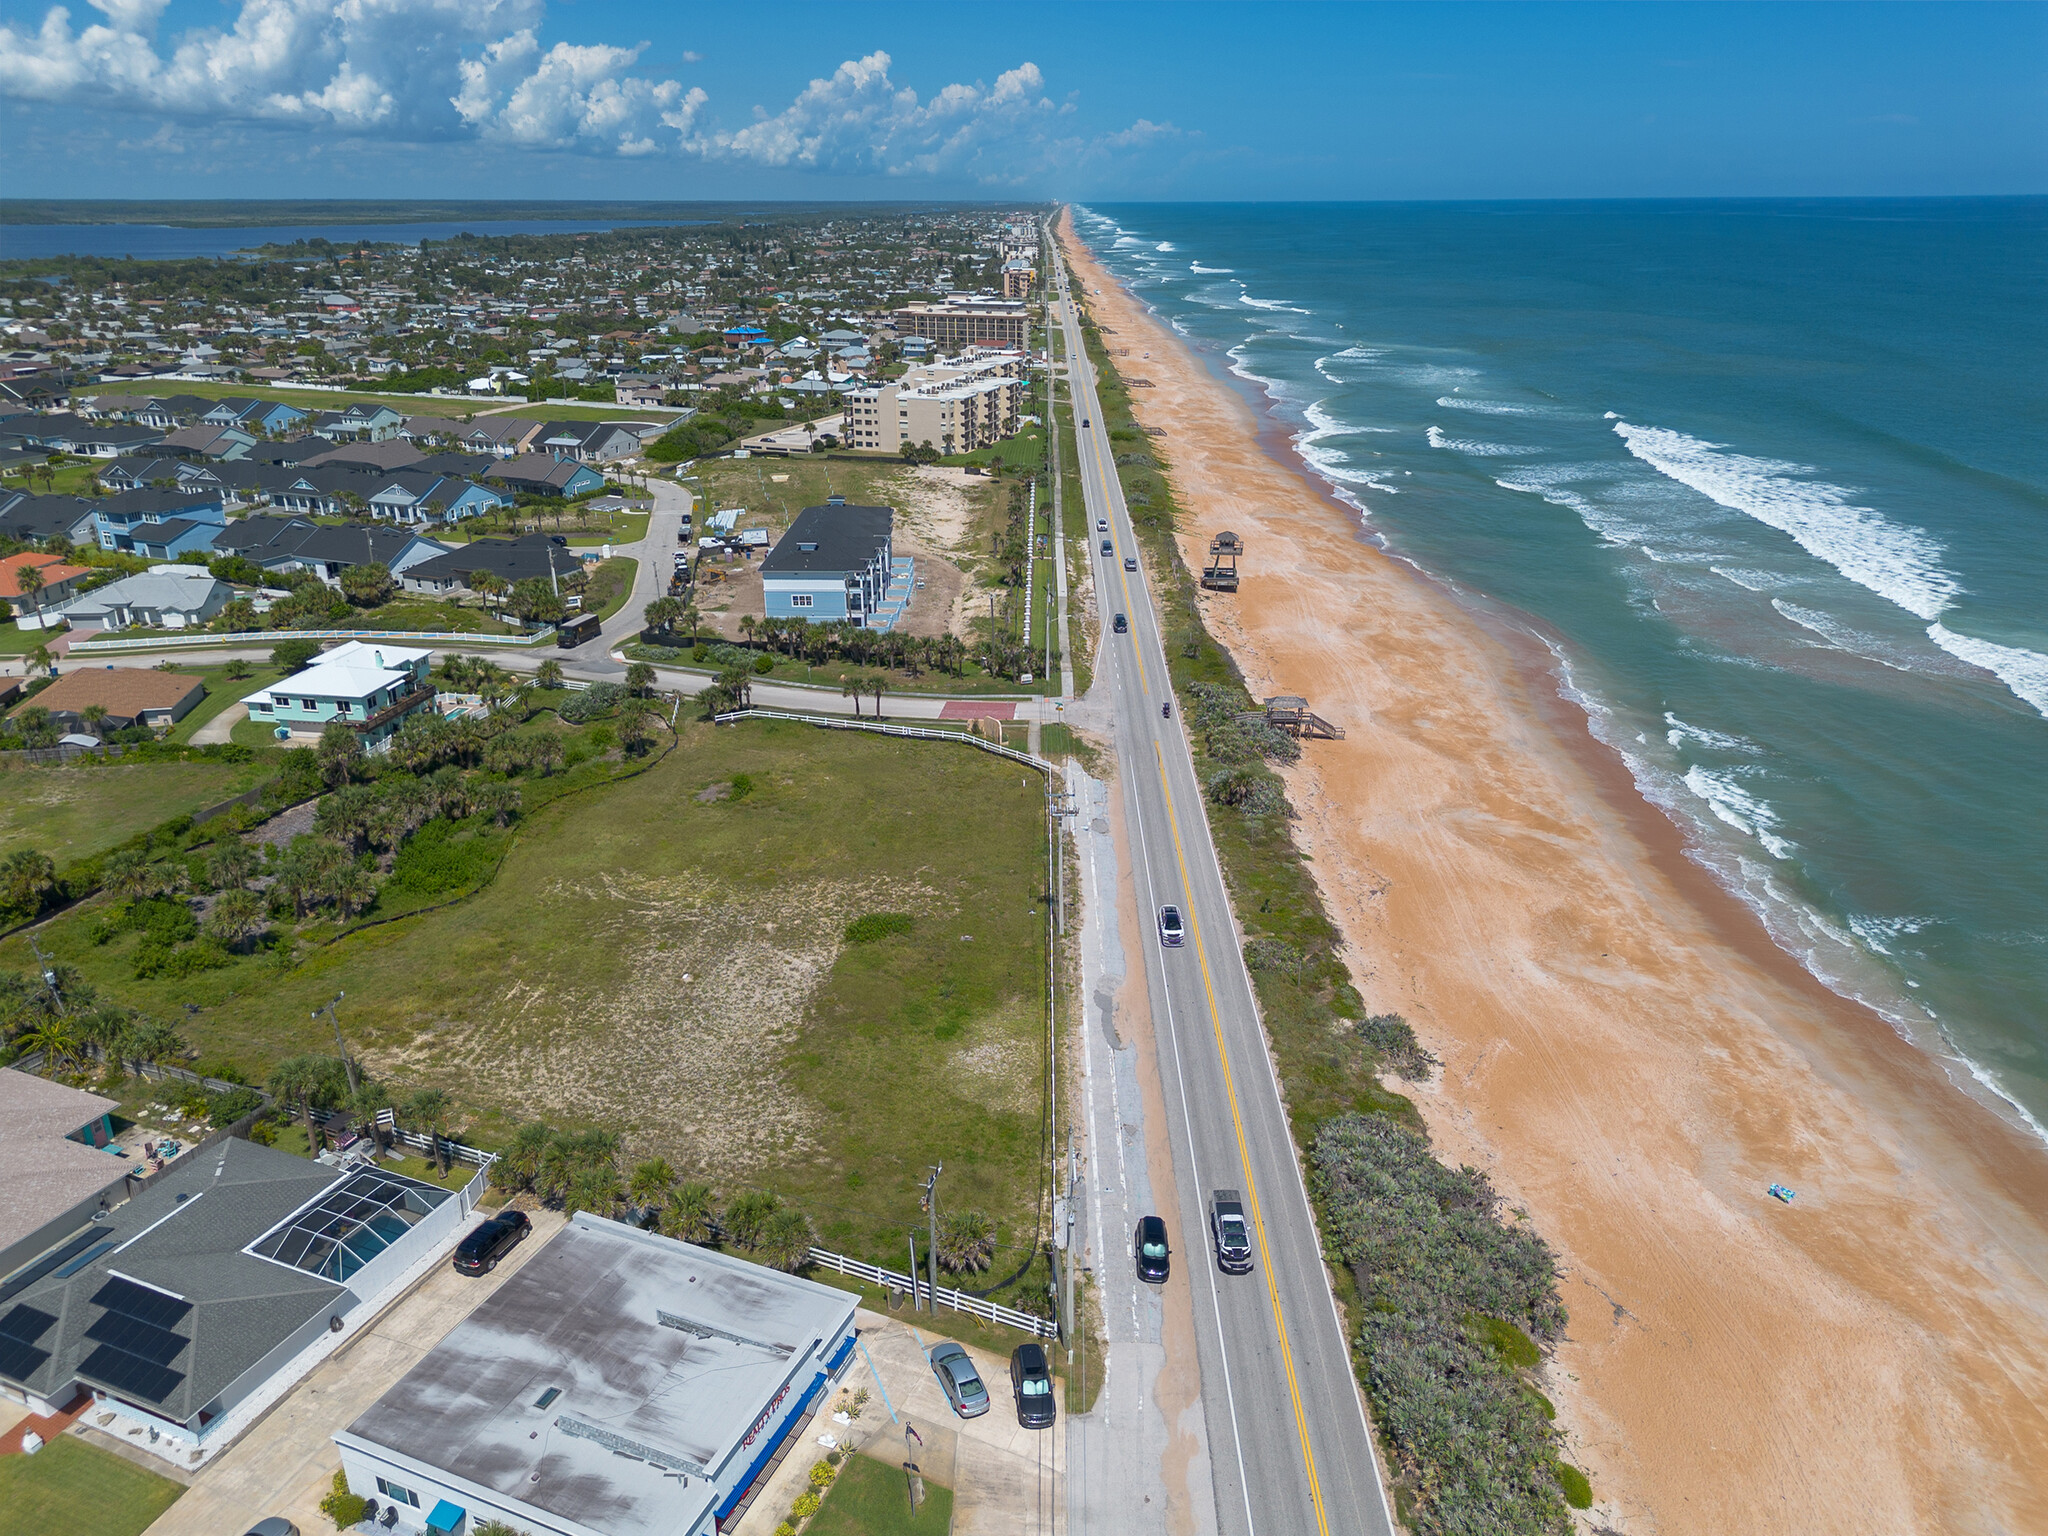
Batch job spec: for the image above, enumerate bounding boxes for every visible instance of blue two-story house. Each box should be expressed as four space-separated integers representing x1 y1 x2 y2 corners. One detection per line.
761 499 894 625
95 487 228 558
365 473 510 527
204 398 307 435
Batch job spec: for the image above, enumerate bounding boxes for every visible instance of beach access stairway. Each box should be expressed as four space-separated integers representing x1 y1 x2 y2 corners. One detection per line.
1239 694 1345 740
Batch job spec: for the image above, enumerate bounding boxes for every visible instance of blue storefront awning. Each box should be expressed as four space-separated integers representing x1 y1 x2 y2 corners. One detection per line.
425 1499 466 1532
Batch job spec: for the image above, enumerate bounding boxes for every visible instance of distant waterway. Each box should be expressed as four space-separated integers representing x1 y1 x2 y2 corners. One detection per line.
0 218 712 263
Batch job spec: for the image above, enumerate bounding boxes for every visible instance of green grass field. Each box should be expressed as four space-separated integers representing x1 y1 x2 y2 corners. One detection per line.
0 1436 185 1536
0 756 270 865
0 623 58 656
806 1453 952 1536
2 718 1052 1274
164 665 282 743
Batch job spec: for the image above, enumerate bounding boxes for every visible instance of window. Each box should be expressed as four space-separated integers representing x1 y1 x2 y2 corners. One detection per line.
301 699 317 710
790 594 813 609
375 1477 421 1508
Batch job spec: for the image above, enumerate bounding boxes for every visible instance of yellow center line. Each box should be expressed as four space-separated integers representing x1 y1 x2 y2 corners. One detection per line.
1153 740 1331 1536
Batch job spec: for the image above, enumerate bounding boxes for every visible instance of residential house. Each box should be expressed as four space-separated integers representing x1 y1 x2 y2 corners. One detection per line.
400 533 582 596
613 375 666 408
760 500 894 624
308 402 405 442
299 439 425 474
0 1135 467 1457
6 667 205 731
363 472 509 527
534 420 642 464
0 1071 135 1283
202 397 306 435
483 455 605 499
0 493 102 548
96 458 229 496
396 416 470 447
94 487 228 556
157 424 257 461
55 566 230 630
241 640 434 747
333 1216 858 1536
0 414 163 459
0 550 93 628
210 517 452 586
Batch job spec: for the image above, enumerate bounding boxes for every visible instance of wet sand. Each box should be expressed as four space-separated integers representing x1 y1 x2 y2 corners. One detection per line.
1058 212 2048 1533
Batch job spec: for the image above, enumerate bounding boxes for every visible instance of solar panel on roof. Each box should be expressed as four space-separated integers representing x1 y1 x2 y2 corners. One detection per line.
79 1343 184 1404
85 1310 187 1366
0 1304 57 1382
91 1277 191 1329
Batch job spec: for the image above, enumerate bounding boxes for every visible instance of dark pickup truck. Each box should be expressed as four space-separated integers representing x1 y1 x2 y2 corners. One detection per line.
1210 1189 1253 1274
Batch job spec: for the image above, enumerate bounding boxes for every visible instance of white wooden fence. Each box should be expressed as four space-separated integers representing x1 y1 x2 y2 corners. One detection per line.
805 1247 1057 1338
711 708 1057 777
70 625 558 655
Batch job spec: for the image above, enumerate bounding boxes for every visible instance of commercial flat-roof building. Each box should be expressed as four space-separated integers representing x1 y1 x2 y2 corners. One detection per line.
336 1215 858 1536
0 1137 469 1461
760 501 894 626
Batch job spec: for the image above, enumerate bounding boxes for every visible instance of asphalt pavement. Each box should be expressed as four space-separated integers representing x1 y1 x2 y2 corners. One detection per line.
1051 253 1395 1536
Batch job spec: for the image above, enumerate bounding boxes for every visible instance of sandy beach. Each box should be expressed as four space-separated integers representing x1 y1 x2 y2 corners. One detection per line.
1058 211 2048 1533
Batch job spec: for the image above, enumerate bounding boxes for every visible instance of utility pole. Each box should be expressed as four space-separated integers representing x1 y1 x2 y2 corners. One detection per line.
315 992 359 1096
1063 1130 1079 1354
28 936 67 1015
922 1166 942 1311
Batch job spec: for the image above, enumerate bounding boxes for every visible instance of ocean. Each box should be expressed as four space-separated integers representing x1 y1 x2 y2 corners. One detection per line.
1077 199 2048 1140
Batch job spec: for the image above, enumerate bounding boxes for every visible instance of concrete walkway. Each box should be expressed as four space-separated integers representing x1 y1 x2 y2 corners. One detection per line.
141 1207 565 1536
188 703 245 745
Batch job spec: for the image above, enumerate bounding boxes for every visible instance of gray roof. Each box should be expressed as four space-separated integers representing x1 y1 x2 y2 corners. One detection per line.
761 503 892 579
341 1215 856 1536
59 567 228 618
0 1139 347 1423
0 1070 126 1260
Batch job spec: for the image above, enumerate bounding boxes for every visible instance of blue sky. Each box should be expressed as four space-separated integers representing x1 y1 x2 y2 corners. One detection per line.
0 1 2040 201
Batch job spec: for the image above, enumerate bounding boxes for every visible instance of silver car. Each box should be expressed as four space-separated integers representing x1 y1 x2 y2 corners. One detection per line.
928 1341 991 1419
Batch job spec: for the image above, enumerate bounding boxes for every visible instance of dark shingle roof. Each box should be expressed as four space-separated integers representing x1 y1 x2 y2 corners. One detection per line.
761 503 892 577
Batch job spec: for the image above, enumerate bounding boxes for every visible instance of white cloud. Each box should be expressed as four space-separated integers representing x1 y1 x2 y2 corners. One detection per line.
0 0 1170 178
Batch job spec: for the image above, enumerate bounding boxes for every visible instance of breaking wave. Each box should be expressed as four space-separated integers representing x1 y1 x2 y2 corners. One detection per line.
1426 426 1538 456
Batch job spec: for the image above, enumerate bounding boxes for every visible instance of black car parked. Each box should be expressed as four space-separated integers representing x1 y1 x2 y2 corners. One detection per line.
1010 1342 1057 1428
1135 1214 1171 1284
453 1208 531 1275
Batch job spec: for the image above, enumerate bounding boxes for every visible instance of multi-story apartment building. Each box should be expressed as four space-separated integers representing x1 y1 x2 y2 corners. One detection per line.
889 298 1029 352
841 353 1030 456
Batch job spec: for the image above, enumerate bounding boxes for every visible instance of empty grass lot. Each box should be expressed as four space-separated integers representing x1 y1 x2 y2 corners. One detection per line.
807 1453 953 1536
0 756 270 865
0 1436 185 1536
4 718 1052 1272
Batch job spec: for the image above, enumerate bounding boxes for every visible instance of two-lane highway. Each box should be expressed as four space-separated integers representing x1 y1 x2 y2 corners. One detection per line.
1053 246 1394 1536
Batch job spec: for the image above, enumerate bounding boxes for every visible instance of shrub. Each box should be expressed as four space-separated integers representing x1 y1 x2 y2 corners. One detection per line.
844 912 913 944
728 772 754 800
789 1492 821 1520
321 1470 368 1529
1555 1462 1593 1510
808 1461 835 1490
559 681 624 722
1467 1313 1541 1370
208 1085 265 1127
1357 1012 1439 1082
1312 1113 1571 1536
387 818 502 898
271 638 322 674
752 653 774 674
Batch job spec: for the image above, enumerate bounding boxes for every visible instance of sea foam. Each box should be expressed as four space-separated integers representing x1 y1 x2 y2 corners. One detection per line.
1189 263 1233 274
1612 421 1959 622
1683 766 1798 859
1436 395 1538 415
1427 426 1537 456
1927 624 2048 719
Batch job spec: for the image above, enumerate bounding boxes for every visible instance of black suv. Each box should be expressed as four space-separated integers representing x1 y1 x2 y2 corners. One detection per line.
1010 1342 1057 1428
453 1209 531 1275
1135 1214 1171 1284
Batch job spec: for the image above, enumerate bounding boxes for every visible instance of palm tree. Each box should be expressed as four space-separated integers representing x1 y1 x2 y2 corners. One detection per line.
405 1087 455 1175
722 1189 779 1250
659 1182 719 1244
628 1158 675 1215
535 658 565 689
564 1164 624 1219
839 674 863 718
331 863 376 920
474 780 521 827
0 847 59 920
269 1053 348 1154
203 888 266 952
624 661 656 697
642 597 679 636
207 841 262 891
317 718 363 787
17 1016 81 1072
738 614 757 650
678 603 700 644
490 1121 554 1194
617 701 654 756
937 1210 998 1274
14 561 45 630
756 1208 816 1273
867 674 886 720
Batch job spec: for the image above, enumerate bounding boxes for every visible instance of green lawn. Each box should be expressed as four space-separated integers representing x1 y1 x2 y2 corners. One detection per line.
585 557 638 621
1 719 1052 1275
77 377 473 414
0 756 270 865
164 665 282 744
0 1435 185 1536
623 643 1046 699
0 623 57 656
806 1453 953 1536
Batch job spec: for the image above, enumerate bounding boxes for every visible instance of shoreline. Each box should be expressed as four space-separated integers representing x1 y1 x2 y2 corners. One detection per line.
1058 212 2048 1531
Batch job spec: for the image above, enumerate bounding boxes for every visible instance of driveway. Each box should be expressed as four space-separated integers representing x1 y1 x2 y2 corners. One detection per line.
140 1207 565 1536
